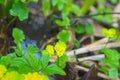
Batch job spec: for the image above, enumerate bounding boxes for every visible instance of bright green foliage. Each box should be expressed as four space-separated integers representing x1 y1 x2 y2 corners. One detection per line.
10 2 28 21
0 0 4 4
12 28 25 44
110 0 118 4
74 38 80 48
42 0 50 16
85 24 94 35
57 30 70 43
0 28 67 78
75 24 94 35
42 64 66 75
101 48 120 78
27 46 38 54
0 0 38 22
102 28 117 39
55 54 68 69
80 0 96 15
92 8 113 24
12 28 25 56
109 68 118 78
42 0 80 27
38 54 50 69
75 25 85 34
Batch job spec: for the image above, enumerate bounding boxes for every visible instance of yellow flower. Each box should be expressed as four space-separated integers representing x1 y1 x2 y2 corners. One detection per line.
46 45 54 56
54 41 66 57
0 65 7 78
1 71 23 80
24 72 48 80
102 28 117 39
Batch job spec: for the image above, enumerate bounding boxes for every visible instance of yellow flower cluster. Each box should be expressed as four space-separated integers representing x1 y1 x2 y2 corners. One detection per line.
42 41 66 57
0 64 48 80
46 45 54 56
0 65 7 78
1 71 23 80
54 41 66 57
102 28 117 39
24 72 48 80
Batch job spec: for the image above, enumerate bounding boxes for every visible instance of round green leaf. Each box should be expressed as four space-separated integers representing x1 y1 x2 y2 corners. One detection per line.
57 30 70 43
10 2 28 21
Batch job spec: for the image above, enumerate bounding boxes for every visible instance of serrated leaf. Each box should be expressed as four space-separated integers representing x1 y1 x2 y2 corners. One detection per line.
10 57 29 67
75 25 85 34
57 30 69 43
10 2 28 21
42 64 66 75
55 54 68 69
109 68 118 78
25 54 39 70
52 0 58 6
39 54 50 70
12 28 25 44
27 46 38 54
85 24 94 35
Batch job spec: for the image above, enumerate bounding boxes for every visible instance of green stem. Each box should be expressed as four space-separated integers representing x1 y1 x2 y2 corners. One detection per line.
6 17 17 31
57 56 60 66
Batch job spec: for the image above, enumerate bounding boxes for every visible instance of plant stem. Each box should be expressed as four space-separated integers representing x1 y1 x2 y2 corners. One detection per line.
6 17 16 31
57 56 60 67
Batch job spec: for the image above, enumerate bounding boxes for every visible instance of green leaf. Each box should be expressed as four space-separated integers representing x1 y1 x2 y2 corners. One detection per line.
27 46 38 54
75 25 85 34
57 30 69 43
39 54 50 70
15 43 24 56
0 56 13 66
55 54 68 69
109 68 118 78
71 4 81 16
110 0 118 4
0 0 4 4
25 54 39 70
10 2 28 21
81 0 95 15
8 58 33 73
52 0 58 6
85 24 94 35
101 48 120 67
42 64 66 75
12 28 25 44
42 0 50 16
20 0 26 3
104 59 119 67
58 1 64 10
101 48 120 60
10 57 29 68
29 0 38 2
74 38 80 48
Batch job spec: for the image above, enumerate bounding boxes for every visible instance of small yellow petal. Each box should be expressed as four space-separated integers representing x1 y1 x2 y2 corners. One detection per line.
46 45 54 56
24 72 48 80
54 41 66 57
